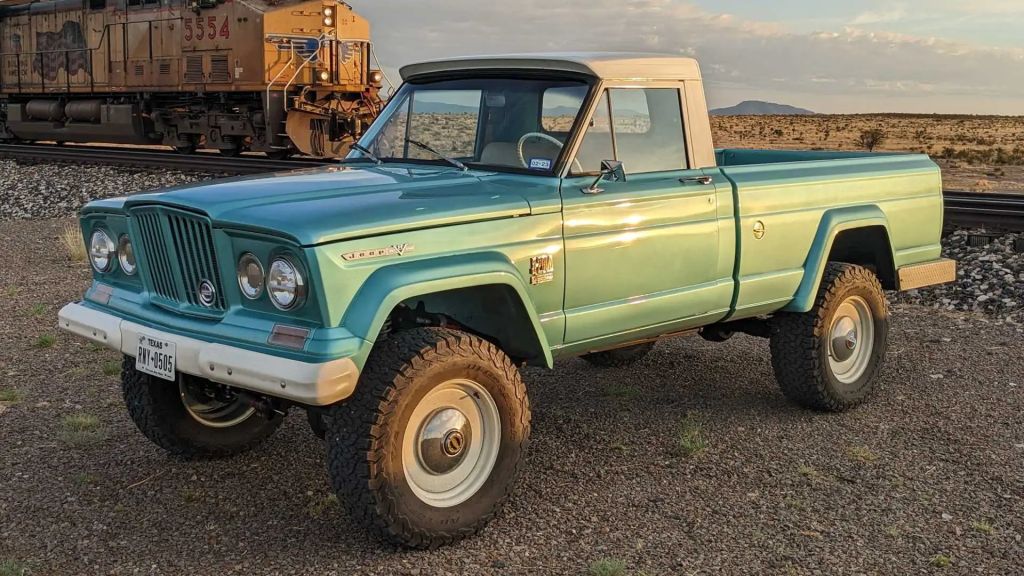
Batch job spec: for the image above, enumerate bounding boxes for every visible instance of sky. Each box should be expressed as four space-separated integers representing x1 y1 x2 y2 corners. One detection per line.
357 0 1024 115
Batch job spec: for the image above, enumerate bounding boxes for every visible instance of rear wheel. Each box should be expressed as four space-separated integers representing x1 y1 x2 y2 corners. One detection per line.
121 357 284 458
581 342 656 368
326 328 530 548
769 263 890 411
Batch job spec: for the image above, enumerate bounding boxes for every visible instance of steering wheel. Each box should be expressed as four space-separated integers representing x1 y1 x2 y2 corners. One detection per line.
516 132 583 173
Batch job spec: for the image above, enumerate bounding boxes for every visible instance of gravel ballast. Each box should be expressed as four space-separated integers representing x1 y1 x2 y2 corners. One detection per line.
0 159 214 220
1 218 1022 575
897 230 1024 330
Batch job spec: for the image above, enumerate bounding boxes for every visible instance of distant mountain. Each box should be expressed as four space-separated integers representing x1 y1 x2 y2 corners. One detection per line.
412 101 480 114
711 101 816 116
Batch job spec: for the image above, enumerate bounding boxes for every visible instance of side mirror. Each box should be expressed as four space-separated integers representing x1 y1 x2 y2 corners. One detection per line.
582 159 626 194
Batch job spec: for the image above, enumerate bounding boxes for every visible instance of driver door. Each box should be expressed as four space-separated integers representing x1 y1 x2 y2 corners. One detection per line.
561 87 731 345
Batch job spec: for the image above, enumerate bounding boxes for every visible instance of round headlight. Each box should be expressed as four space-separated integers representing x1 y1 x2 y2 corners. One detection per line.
319 70 330 81
267 257 306 310
117 235 136 275
237 253 265 300
369 69 383 84
323 16 333 26
89 229 116 273
323 6 333 17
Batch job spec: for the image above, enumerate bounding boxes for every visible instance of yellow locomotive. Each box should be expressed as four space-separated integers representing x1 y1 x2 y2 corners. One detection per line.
0 0 383 156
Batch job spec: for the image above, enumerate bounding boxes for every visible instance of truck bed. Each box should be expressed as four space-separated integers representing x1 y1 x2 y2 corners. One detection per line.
716 148 902 166
708 148 945 319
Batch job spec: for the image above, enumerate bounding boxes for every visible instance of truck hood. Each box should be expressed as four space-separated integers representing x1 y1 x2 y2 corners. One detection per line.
120 164 534 246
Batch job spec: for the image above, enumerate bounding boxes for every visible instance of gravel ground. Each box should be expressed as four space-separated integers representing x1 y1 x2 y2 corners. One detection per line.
0 159 214 220
896 231 1024 330
1 218 1022 575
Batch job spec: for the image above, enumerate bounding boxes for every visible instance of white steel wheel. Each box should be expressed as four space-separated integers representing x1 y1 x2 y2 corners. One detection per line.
402 378 501 508
827 295 875 387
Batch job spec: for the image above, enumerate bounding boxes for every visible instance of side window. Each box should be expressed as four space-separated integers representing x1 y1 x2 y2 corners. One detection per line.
541 85 588 134
609 88 686 173
574 91 613 173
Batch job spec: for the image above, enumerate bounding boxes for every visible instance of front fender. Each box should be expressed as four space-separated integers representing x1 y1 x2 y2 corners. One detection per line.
784 205 892 313
342 251 554 368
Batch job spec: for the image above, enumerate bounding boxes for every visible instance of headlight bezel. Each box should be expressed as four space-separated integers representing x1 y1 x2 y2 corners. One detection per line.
89 229 116 273
267 256 307 311
236 252 266 300
117 234 137 275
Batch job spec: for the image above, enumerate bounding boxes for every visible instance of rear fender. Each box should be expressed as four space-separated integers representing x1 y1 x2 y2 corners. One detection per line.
342 251 553 368
784 205 892 313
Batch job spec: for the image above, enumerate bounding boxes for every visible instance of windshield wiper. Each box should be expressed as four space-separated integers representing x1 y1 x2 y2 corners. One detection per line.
405 138 467 171
350 142 382 165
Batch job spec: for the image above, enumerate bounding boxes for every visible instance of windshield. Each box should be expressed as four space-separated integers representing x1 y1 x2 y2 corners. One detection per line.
349 77 592 172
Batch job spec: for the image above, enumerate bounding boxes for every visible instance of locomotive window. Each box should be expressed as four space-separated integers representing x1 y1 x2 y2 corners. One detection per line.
88 0 106 9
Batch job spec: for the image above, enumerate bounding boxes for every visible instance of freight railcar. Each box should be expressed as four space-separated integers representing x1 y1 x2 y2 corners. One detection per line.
0 0 383 156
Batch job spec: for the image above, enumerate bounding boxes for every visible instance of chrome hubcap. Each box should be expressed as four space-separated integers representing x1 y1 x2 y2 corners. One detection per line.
827 296 874 385
403 379 500 508
418 407 472 474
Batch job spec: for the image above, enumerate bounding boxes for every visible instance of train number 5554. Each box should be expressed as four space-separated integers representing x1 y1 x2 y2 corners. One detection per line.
184 16 230 42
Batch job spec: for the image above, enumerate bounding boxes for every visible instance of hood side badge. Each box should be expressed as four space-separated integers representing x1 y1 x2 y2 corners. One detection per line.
342 243 416 262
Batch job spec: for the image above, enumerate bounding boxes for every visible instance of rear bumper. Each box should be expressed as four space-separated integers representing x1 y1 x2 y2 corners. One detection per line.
897 258 957 291
58 303 359 406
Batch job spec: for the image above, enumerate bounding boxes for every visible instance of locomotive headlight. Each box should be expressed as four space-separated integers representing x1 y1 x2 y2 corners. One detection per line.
323 6 333 17
369 70 383 85
267 257 306 310
323 16 334 26
319 70 330 81
117 235 137 275
89 229 116 273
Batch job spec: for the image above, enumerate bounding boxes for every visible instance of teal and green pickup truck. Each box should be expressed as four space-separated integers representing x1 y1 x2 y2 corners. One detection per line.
59 53 956 547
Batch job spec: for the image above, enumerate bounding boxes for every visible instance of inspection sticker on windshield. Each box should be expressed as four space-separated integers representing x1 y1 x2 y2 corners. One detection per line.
136 333 176 381
529 158 552 170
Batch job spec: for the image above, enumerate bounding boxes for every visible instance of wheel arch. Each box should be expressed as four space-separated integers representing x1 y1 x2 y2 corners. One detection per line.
784 205 895 313
342 252 554 369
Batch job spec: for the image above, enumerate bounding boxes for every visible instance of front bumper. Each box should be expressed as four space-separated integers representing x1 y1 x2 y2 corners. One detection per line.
58 303 359 406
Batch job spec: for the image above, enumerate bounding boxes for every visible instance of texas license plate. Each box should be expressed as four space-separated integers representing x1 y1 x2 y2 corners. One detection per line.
136 334 176 381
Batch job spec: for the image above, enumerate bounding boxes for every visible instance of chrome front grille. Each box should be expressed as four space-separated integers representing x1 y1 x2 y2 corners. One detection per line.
132 207 226 312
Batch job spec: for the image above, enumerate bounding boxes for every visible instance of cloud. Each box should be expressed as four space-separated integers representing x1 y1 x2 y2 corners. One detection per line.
359 0 1024 114
851 6 908 25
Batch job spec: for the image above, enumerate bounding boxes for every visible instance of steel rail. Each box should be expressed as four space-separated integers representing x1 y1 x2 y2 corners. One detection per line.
943 190 1024 233
0 143 329 174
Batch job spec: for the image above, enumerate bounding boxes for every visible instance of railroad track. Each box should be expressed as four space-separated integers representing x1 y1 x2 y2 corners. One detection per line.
943 190 1024 233
0 143 329 174
2 143 1022 232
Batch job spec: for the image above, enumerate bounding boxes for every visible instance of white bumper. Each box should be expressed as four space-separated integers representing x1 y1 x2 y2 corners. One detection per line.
58 303 359 406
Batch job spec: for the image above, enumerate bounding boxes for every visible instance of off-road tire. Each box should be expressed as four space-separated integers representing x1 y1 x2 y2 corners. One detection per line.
326 327 530 548
581 342 656 368
770 263 890 411
120 356 284 458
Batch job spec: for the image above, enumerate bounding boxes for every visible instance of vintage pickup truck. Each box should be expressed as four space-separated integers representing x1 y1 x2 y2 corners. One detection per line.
59 53 955 547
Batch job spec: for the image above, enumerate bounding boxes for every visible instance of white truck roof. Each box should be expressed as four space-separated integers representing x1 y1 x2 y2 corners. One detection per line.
399 52 702 82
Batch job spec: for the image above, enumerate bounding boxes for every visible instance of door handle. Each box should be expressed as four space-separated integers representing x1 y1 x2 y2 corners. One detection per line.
680 175 713 185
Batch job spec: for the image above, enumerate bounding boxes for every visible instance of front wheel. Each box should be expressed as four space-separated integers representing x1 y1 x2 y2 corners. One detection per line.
769 263 890 411
326 328 530 548
121 357 284 458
